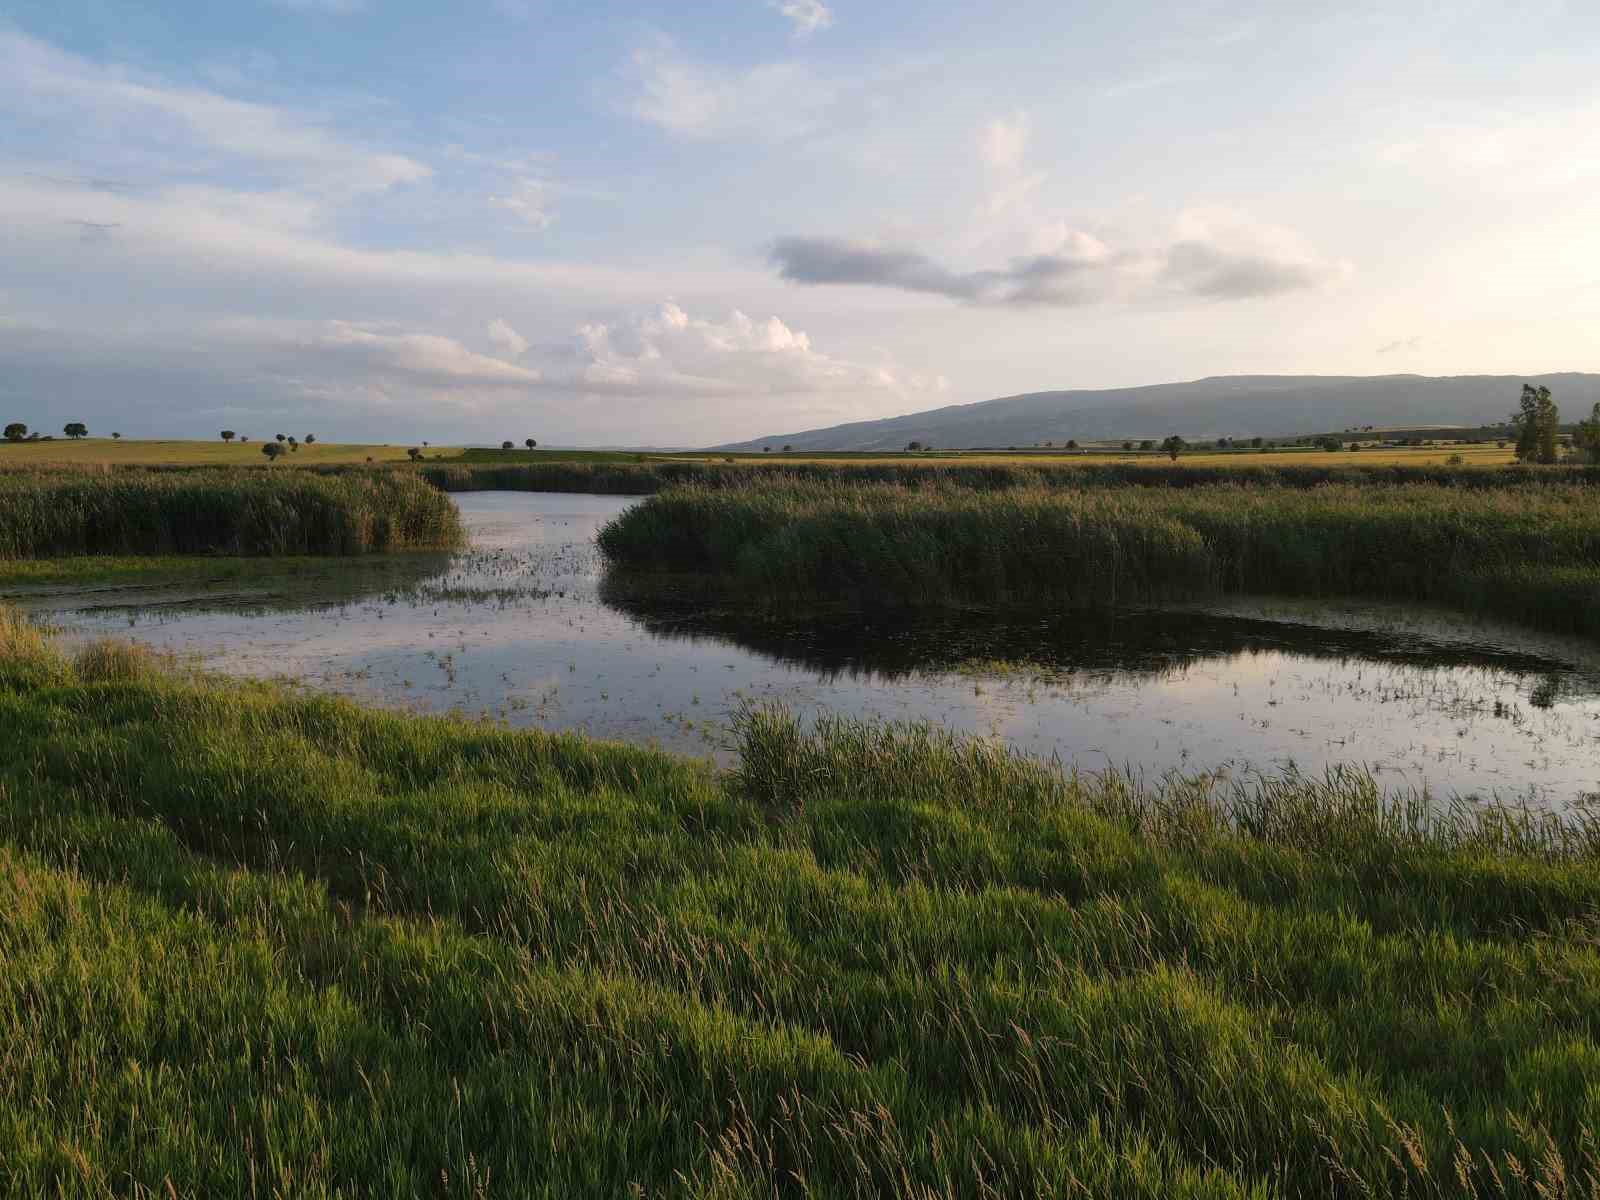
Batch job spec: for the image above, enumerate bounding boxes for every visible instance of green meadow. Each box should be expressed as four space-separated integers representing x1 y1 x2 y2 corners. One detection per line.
1 613 1599 1197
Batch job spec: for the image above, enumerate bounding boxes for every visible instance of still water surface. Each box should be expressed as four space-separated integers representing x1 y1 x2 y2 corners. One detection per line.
34 492 1600 804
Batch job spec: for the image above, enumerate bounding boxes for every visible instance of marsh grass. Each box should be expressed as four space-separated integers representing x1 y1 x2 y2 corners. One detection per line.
598 479 1600 637
0 468 464 558
420 458 1600 497
2 621 1600 1196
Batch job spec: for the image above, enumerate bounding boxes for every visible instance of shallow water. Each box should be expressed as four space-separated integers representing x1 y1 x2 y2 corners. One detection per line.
34 491 1600 804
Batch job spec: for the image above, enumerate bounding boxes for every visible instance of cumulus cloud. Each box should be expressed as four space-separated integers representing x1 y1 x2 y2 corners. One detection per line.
561 301 938 398
772 212 1349 307
486 318 530 357
772 0 834 38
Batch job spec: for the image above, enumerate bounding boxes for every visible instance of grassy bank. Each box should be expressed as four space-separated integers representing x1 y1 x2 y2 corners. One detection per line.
0 468 464 558
1 618 1599 1196
423 458 1600 496
0 438 462 467
598 479 1600 637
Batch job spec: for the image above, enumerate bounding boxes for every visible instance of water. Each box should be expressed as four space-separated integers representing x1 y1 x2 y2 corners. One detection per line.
27 491 1600 804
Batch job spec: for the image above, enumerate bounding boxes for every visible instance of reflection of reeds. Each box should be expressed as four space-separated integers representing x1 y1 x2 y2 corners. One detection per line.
0 468 465 557
5 608 1599 1196
599 479 1600 637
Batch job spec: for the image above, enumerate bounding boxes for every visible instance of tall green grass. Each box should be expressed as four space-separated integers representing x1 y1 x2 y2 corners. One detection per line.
1 624 1598 1196
0 468 464 557
599 479 1600 636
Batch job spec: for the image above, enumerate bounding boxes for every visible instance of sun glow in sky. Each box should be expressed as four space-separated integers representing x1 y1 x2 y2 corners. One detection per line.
3 1 1600 445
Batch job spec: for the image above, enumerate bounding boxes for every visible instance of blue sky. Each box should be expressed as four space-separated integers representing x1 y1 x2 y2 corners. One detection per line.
3 1 1600 445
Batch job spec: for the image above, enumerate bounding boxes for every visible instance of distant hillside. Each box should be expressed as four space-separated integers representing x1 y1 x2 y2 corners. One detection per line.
715 373 1600 451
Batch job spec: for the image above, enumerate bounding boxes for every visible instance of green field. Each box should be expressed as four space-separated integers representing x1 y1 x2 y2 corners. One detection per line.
1 615 1598 1197
0 438 462 467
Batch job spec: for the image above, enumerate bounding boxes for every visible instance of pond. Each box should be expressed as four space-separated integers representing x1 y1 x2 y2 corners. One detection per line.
26 491 1600 805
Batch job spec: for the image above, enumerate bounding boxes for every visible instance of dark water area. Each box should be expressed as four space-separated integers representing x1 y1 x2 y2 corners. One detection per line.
29 492 1600 804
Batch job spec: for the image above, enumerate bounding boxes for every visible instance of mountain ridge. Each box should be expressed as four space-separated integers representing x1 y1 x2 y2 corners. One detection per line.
714 373 1600 451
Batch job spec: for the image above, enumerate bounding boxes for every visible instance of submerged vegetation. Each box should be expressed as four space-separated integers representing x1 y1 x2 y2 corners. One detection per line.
0 617 1598 1196
600 478 1600 637
0 468 464 558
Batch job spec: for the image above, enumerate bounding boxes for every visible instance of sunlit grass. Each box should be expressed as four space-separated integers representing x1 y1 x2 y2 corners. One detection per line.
1 618 1598 1196
0 438 462 467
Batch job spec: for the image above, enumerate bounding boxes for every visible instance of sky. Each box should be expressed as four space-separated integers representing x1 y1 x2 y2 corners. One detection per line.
3 1 1600 446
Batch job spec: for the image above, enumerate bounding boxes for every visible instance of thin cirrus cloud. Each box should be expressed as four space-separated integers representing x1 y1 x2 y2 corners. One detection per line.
771 213 1351 307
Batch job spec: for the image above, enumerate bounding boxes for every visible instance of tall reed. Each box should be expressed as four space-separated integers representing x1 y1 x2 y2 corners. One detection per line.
599 478 1600 635
0 468 464 557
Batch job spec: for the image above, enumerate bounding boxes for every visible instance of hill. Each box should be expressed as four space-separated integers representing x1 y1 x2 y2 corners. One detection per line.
715 373 1600 451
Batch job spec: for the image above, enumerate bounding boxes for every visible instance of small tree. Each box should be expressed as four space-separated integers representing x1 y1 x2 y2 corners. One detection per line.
3 423 26 443
1573 402 1600 464
906 440 923 451
112 432 121 440
275 433 286 443
221 430 235 443
501 440 515 450
1315 435 1342 452
305 434 316 445
240 435 249 443
783 444 793 452
407 447 422 461
1066 439 1078 450
1138 440 1153 452
287 437 299 452
64 422 88 439
763 446 771 453
1161 434 1186 461
1122 441 1134 451
525 438 537 449
261 442 284 461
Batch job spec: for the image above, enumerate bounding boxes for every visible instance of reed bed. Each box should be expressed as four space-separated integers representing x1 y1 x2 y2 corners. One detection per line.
419 458 1600 496
0 468 464 557
599 478 1600 636
0 623 1598 1197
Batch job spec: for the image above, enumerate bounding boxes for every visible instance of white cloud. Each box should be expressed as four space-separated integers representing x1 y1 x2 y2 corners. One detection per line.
0 31 428 198
489 179 555 229
1378 101 1600 190
620 38 838 141
980 112 1030 171
487 318 530 356
772 0 834 38
312 322 543 386
564 301 933 399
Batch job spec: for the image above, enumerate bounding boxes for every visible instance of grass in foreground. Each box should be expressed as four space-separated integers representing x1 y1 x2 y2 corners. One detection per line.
1 617 1598 1197
599 478 1600 638
0 468 463 558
